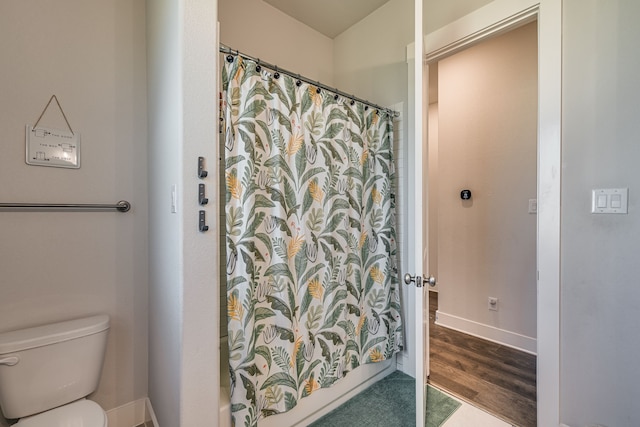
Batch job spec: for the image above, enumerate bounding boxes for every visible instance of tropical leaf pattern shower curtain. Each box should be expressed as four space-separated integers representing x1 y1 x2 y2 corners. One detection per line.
222 55 402 427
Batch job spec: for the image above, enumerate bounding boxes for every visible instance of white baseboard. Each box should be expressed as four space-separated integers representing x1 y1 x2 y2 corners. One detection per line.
145 398 159 427
435 310 537 355
106 397 158 427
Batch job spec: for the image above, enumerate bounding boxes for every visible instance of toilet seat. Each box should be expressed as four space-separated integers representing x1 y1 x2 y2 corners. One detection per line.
14 399 107 427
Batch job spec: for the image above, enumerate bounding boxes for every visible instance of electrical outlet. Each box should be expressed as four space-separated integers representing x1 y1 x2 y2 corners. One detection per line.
488 297 498 311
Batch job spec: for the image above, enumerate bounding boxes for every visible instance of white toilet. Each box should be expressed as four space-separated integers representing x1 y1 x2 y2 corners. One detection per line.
0 315 110 426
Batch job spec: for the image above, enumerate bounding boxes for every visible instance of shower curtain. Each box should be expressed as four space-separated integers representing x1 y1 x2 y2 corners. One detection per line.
222 55 402 427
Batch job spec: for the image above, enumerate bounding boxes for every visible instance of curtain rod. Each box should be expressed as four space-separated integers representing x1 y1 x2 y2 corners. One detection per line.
0 201 131 212
220 44 400 118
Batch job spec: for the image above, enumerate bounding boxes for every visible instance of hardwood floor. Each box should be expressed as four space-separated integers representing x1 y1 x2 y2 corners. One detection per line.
428 291 537 427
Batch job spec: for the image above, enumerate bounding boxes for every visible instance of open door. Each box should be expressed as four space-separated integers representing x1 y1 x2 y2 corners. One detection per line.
404 1 432 425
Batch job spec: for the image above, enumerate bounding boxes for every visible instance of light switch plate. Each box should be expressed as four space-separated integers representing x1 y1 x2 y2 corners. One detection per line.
591 188 628 214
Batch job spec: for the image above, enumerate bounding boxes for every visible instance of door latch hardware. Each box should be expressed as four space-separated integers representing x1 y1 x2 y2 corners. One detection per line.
404 274 436 288
423 276 437 287
404 273 423 287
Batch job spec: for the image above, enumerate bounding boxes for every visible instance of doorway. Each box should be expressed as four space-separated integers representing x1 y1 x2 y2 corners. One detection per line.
426 21 538 427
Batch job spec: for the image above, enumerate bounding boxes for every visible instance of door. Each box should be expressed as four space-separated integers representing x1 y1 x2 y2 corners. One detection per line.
406 1 430 425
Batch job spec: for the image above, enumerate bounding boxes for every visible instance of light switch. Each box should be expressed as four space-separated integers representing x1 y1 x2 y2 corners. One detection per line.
611 194 622 209
592 188 628 214
171 185 178 213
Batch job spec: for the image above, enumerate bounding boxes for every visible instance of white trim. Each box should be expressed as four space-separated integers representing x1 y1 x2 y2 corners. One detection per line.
105 398 150 427
422 1 562 425
411 1 426 426
535 1 562 425
424 0 539 63
145 398 160 427
435 311 537 355
390 100 410 380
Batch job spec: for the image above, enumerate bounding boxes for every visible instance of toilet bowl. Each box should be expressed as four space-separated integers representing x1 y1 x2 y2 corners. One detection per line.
0 315 110 426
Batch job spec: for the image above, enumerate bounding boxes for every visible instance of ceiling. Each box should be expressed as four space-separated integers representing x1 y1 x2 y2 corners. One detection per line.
263 0 390 39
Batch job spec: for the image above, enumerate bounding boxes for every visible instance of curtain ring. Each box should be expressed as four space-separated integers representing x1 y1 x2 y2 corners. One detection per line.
256 59 262 72
274 66 280 80
296 74 302 87
316 82 321 94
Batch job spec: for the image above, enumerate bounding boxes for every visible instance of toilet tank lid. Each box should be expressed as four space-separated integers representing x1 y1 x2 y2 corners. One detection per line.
0 315 109 355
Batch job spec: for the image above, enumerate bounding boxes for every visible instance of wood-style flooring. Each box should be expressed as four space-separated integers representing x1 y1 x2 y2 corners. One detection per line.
428 291 537 427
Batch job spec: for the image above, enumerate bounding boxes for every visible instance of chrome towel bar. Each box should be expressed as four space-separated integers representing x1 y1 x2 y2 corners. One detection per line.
0 200 131 213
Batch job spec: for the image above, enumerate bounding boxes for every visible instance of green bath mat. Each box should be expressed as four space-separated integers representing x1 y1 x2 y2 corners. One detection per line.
426 384 462 427
308 371 461 427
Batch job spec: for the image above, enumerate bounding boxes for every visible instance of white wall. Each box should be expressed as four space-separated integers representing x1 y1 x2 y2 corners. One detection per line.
218 0 334 85
435 22 537 349
561 1 640 425
146 1 182 423
333 0 413 115
146 0 219 425
0 0 148 414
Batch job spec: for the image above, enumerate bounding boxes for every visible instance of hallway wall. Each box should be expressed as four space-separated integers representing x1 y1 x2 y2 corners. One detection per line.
435 22 538 350
0 0 148 413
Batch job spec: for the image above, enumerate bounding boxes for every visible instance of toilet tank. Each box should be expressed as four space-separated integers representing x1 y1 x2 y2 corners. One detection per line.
0 315 109 419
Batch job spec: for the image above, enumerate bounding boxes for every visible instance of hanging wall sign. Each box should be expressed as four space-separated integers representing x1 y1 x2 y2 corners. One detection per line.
25 95 81 169
26 125 80 168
